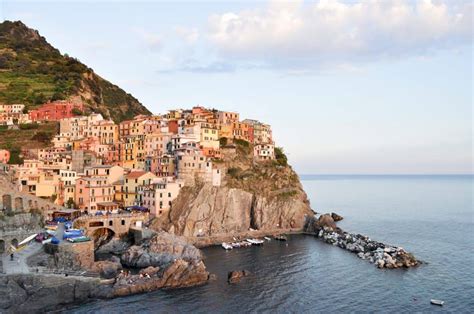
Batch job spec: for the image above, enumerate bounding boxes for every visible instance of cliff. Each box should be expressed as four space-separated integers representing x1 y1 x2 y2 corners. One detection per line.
153 141 314 243
0 20 151 123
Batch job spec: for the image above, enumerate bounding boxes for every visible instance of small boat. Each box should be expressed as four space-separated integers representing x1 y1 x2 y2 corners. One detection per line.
222 242 233 250
246 238 264 245
430 299 444 306
264 237 271 241
67 236 91 243
274 235 288 241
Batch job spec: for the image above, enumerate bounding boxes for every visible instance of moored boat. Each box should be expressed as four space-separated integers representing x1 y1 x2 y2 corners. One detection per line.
222 242 233 250
430 299 444 306
274 235 288 241
246 238 264 245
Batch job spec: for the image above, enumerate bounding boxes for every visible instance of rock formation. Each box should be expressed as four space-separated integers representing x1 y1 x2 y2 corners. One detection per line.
304 214 420 269
154 142 314 240
228 270 251 284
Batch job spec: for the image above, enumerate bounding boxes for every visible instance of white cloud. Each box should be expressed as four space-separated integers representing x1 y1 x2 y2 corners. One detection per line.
207 0 473 70
175 26 199 44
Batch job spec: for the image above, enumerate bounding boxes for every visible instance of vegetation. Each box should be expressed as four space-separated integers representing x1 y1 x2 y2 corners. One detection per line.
274 147 288 166
31 131 54 143
219 137 228 146
0 20 150 122
19 122 39 130
7 147 23 164
0 121 57 152
66 198 77 209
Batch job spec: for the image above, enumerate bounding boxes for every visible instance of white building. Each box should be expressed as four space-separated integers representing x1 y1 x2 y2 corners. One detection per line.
254 143 275 161
142 177 184 217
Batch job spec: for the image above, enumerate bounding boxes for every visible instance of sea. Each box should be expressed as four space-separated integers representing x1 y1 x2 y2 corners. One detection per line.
72 175 474 313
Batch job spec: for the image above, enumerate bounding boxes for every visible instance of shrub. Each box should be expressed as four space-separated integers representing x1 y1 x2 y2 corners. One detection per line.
31 131 53 143
228 167 241 178
275 147 288 166
19 123 39 130
234 139 249 148
72 108 84 116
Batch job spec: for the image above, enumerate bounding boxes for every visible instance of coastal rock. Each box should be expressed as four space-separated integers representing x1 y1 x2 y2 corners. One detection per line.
307 214 421 269
139 266 160 276
331 212 344 222
0 274 112 312
91 260 122 279
228 270 251 284
121 232 202 268
95 238 131 255
113 259 209 297
317 214 337 230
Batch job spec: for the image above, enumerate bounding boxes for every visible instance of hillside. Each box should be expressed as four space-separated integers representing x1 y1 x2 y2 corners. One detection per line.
0 20 151 122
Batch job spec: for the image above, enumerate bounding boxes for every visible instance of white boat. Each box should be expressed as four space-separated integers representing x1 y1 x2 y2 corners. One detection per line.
221 242 233 250
264 237 271 241
430 299 444 306
246 238 264 245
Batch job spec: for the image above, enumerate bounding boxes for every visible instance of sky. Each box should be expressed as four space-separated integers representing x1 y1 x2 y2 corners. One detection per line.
0 0 472 174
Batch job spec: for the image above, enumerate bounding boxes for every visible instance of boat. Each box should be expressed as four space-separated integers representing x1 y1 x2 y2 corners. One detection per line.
67 236 91 243
274 235 288 241
246 238 264 245
430 299 444 306
221 242 233 250
264 237 271 241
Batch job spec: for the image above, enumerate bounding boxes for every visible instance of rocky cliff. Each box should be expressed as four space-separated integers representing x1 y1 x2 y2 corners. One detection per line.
154 142 314 242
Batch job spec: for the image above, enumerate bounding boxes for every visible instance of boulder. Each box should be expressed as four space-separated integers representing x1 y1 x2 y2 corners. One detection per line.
228 270 251 284
331 212 344 222
317 214 337 230
91 261 122 279
121 232 202 268
139 266 160 276
96 238 131 255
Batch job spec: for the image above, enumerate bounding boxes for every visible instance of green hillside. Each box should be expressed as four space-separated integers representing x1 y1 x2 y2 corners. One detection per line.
0 20 151 122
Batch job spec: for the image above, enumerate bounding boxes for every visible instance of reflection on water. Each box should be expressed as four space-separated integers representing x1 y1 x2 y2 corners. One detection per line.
72 175 474 313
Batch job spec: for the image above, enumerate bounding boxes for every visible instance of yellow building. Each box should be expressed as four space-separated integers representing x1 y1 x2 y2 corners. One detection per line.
122 171 157 207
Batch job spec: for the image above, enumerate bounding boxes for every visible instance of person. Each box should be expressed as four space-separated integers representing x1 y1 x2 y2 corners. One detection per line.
10 253 14 261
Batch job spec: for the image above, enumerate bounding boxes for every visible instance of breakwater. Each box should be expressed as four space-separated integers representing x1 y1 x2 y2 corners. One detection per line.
305 214 420 269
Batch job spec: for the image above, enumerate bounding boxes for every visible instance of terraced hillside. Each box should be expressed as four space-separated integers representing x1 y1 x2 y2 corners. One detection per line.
0 20 151 122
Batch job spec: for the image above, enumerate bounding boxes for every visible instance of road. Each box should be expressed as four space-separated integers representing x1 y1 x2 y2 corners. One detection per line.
1 242 42 274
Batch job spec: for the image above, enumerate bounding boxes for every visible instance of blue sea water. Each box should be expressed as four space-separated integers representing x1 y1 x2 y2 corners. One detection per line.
72 175 474 313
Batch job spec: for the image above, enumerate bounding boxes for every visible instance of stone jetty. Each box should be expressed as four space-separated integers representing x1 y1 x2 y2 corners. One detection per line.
305 214 420 269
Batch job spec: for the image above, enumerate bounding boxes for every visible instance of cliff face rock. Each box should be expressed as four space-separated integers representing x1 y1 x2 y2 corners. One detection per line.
163 185 253 237
158 183 312 239
154 143 314 239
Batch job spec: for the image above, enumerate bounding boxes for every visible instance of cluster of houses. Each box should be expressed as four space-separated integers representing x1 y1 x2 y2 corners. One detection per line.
1 102 276 218
0 101 83 125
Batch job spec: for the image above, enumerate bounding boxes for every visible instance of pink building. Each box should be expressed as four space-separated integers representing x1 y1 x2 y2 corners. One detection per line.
75 177 116 214
29 101 83 122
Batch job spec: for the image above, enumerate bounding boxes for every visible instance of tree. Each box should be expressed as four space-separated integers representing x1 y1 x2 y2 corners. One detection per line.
66 198 77 209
